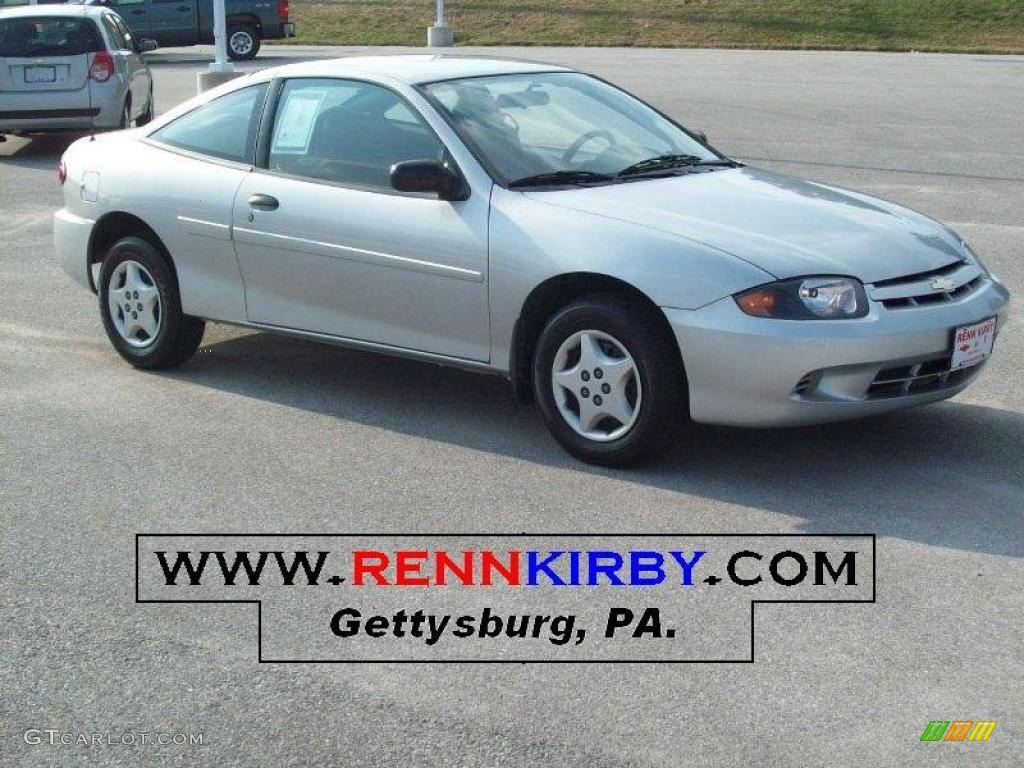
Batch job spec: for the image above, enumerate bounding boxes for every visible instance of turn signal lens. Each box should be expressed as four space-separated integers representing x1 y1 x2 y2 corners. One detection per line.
736 289 776 317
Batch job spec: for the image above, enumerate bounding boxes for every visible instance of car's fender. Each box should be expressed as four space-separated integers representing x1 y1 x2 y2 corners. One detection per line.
58 132 251 323
487 185 774 372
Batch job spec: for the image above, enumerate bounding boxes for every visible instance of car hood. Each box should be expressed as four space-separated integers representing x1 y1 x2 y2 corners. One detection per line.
525 167 965 283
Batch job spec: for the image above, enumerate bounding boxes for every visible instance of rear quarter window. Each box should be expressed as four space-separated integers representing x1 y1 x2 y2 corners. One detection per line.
150 83 269 164
0 17 104 57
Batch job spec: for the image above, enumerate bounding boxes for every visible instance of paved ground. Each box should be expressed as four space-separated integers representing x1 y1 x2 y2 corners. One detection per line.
2 46 1022 766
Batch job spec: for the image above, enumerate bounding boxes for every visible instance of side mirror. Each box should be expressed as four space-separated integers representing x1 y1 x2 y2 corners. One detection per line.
390 160 468 201
694 130 708 144
139 38 159 53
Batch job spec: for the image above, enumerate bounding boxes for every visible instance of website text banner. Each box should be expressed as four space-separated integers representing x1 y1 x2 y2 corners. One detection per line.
136 534 875 663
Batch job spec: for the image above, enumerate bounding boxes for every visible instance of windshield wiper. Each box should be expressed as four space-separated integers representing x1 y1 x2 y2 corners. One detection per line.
508 170 614 189
616 154 738 178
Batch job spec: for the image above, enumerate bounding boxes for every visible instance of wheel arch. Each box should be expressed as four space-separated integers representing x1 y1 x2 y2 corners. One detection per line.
510 271 683 405
88 212 175 293
227 14 262 35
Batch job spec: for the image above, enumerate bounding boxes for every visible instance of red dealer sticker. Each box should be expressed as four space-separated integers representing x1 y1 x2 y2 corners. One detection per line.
951 316 997 370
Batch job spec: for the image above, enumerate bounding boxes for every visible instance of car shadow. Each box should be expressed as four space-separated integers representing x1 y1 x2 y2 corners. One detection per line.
0 131 92 169
160 329 1024 558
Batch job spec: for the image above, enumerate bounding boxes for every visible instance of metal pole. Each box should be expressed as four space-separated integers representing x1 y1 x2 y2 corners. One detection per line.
211 0 233 74
428 0 454 46
197 0 237 91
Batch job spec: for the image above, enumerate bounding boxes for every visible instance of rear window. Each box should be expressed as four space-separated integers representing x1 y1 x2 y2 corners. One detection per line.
0 17 104 57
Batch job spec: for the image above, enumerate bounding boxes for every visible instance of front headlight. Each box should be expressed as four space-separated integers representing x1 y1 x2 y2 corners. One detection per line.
734 277 869 319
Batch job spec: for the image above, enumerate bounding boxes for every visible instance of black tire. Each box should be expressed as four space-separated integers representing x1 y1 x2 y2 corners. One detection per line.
532 293 686 466
226 23 261 61
98 236 205 370
119 98 131 129
136 87 154 127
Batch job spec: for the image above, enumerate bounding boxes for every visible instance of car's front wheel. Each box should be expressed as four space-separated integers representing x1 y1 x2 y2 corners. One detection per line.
136 87 154 127
98 236 205 369
532 294 686 466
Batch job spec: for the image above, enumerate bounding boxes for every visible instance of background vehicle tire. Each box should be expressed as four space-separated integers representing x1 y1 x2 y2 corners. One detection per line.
532 293 686 466
119 98 131 129
227 23 261 61
136 87 154 127
98 236 205 370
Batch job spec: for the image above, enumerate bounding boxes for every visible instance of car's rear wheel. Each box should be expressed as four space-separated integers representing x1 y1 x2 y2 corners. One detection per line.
119 98 131 129
532 293 686 466
98 236 205 369
227 23 261 61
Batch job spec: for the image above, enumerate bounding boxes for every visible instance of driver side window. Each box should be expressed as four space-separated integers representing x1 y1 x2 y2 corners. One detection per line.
266 78 445 190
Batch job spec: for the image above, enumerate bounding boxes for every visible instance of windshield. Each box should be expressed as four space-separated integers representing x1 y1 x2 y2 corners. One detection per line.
422 72 724 187
0 17 104 57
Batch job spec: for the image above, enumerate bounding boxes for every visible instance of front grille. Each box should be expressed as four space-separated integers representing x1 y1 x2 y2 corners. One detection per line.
880 277 985 309
869 259 985 310
867 355 980 399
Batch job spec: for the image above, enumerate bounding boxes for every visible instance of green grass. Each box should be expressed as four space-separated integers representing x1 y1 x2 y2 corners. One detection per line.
285 0 1024 53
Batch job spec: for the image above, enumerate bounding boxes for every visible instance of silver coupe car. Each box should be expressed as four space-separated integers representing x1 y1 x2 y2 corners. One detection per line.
53 56 1009 465
0 4 156 138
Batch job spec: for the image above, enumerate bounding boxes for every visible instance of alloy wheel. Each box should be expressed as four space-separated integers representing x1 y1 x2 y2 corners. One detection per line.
107 260 161 347
550 329 642 441
230 31 254 56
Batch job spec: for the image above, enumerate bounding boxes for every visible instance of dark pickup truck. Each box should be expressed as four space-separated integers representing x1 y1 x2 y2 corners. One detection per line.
75 0 295 60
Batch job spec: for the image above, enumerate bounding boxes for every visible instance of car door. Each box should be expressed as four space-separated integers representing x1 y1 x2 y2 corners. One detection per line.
145 0 196 46
231 77 491 363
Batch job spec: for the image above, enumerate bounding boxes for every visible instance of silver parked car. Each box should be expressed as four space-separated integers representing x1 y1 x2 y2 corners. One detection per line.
53 57 1010 465
0 4 155 138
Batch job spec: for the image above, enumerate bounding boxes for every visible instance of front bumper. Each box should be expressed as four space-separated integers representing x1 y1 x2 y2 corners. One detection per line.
665 276 1010 427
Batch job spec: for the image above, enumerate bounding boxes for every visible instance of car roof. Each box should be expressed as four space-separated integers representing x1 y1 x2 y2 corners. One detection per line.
261 55 573 86
0 4 108 19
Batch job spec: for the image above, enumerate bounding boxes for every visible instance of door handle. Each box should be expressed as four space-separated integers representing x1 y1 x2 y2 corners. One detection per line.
247 193 279 211
130 8 145 14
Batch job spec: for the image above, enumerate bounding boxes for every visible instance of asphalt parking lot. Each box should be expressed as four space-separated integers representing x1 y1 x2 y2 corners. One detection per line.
2 46 1022 766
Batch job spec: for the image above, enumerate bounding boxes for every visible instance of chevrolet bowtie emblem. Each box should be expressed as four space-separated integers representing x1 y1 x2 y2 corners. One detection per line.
931 276 956 292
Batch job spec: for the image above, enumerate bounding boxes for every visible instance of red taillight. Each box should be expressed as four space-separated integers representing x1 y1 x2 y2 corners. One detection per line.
57 160 67 185
89 51 114 83
277 0 289 21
